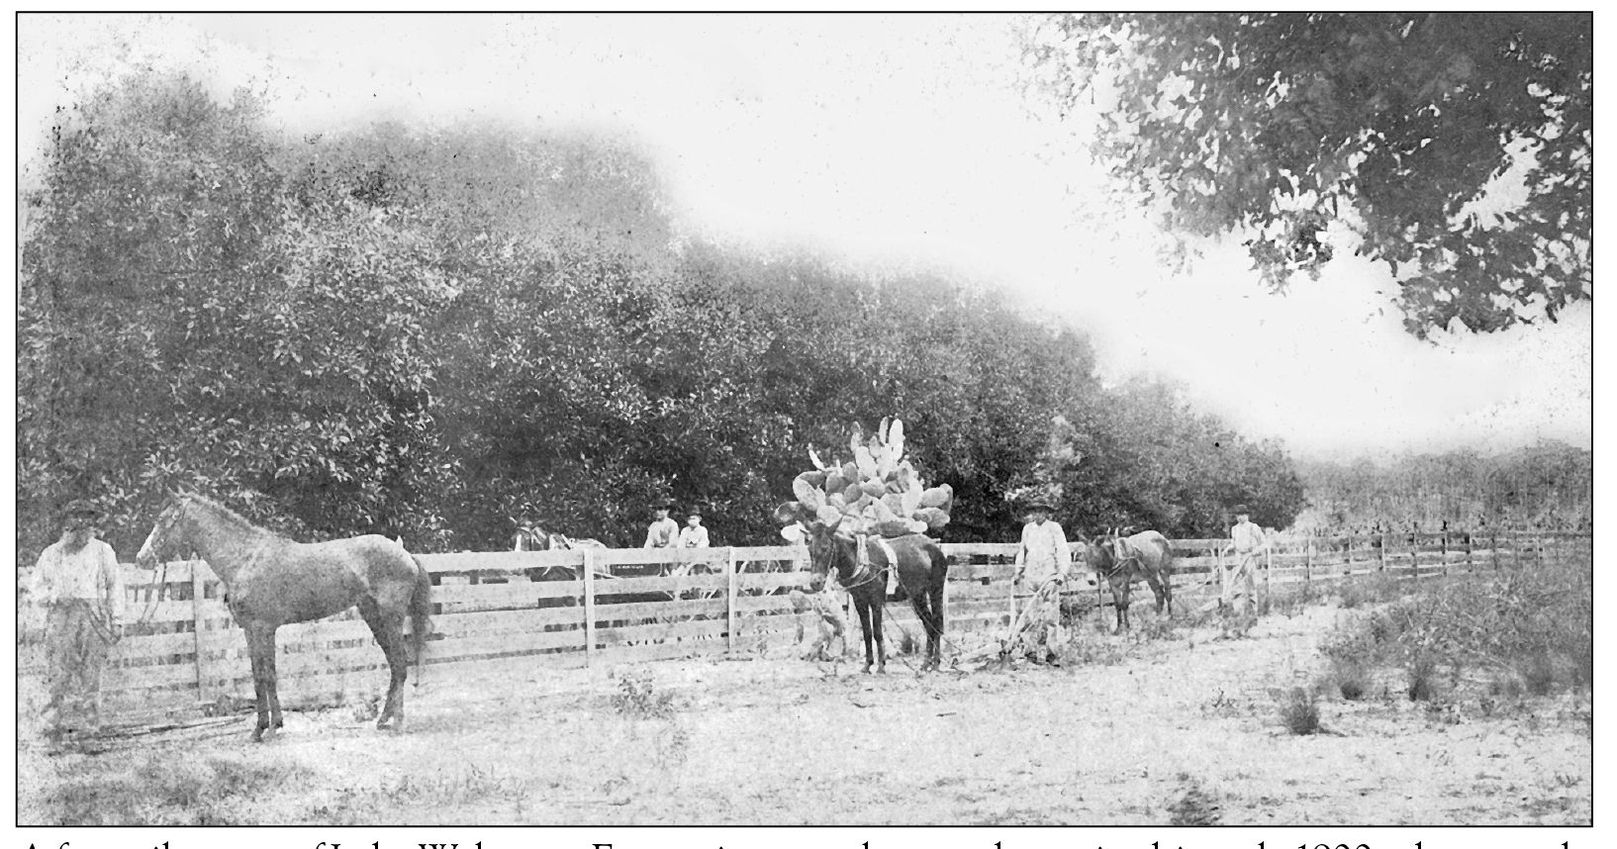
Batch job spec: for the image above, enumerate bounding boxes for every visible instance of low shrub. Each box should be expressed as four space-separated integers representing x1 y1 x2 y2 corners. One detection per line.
1406 652 1438 702
1166 774 1222 825
1277 687 1321 735
1328 657 1371 701
610 670 675 719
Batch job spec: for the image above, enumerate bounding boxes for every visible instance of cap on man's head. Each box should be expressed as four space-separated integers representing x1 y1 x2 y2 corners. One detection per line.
687 508 702 518
1025 501 1052 513
1234 504 1251 515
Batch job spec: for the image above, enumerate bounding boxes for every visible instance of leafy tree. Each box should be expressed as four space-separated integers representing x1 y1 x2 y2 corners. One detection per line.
1027 13 1591 337
18 68 1318 559
18 72 286 555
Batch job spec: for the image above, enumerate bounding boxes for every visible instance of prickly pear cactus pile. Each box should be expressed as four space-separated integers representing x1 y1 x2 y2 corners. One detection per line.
776 417 953 538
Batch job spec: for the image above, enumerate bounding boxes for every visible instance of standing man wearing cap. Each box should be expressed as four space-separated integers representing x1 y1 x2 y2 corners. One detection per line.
642 505 679 549
28 499 126 741
1223 504 1267 616
1011 500 1071 665
678 509 710 548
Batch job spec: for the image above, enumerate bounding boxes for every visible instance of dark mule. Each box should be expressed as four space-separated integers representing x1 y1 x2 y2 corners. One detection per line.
136 494 433 742
804 525 949 672
1084 529 1174 632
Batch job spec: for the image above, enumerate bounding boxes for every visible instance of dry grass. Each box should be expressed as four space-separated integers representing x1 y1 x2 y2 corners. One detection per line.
33 753 310 825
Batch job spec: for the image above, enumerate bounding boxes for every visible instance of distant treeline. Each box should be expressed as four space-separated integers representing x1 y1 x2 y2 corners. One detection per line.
1292 441 1592 534
19 71 1308 557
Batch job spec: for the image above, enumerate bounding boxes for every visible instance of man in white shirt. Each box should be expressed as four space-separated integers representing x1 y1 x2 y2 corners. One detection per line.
29 499 125 740
1224 504 1267 615
1012 501 1071 665
677 509 710 548
643 505 679 549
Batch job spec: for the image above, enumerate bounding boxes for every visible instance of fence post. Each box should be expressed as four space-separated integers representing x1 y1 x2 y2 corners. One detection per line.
1439 532 1449 577
1304 539 1313 590
1378 533 1387 573
726 547 738 655
582 548 597 668
192 562 208 703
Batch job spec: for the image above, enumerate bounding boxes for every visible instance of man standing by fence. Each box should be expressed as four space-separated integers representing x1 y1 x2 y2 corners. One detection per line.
1011 499 1070 665
27 499 126 743
1223 504 1266 616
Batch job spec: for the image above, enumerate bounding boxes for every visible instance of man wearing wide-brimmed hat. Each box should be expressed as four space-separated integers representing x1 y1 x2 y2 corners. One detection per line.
1223 504 1267 616
28 498 125 741
1011 497 1071 665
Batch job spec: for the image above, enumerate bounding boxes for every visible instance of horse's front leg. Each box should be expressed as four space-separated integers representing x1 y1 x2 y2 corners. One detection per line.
1111 581 1129 633
243 624 275 742
855 600 875 673
870 598 886 674
265 626 284 733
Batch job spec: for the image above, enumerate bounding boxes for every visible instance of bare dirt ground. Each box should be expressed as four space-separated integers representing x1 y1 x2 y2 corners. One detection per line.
16 599 1592 826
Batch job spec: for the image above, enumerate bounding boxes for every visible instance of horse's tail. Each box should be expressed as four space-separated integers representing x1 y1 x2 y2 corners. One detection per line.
408 555 434 684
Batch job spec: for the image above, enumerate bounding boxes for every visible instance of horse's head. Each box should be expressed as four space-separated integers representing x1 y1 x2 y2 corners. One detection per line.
136 495 194 570
1105 527 1136 563
802 519 851 593
1082 529 1123 573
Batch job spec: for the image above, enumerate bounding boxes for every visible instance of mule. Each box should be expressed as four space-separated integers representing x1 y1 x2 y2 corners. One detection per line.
1085 528 1174 632
136 493 433 742
803 525 949 672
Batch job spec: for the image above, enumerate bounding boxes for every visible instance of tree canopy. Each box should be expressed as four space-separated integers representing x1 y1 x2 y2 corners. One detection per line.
1027 12 1591 338
18 69 1311 559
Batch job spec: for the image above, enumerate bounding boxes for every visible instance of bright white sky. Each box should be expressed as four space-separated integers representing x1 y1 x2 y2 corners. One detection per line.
13 13 1595 461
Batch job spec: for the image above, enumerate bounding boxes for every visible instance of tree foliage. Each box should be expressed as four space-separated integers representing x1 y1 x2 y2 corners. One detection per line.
1027 12 1591 338
1294 440 1592 532
18 69 1308 558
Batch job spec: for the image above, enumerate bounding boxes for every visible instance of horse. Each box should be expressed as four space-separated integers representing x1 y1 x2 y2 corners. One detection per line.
1084 528 1174 632
803 523 949 673
135 493 433 742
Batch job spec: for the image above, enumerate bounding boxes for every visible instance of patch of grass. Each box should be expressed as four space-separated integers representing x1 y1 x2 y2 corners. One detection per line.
1518 651 1556 696
1132 614 1177 643
1318 550 1591 712
610 669 676 719
1166 774 1222 826
1060 629 1126 666
898 628 919 655
1277 687 1321 735
1326 657 1371 701
37 754 308 825
1406 652 1438 701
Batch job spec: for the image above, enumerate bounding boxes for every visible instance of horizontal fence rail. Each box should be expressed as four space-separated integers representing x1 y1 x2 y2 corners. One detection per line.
19 531 1591 722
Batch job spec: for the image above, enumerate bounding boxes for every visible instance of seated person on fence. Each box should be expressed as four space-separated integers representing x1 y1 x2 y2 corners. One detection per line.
678 509 710 548
643 504 679 549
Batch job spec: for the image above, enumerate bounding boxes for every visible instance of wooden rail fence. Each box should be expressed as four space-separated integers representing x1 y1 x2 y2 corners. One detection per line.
19 531 1590 723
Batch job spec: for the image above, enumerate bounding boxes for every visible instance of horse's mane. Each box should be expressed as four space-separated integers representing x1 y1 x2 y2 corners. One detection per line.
181 492 279 538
